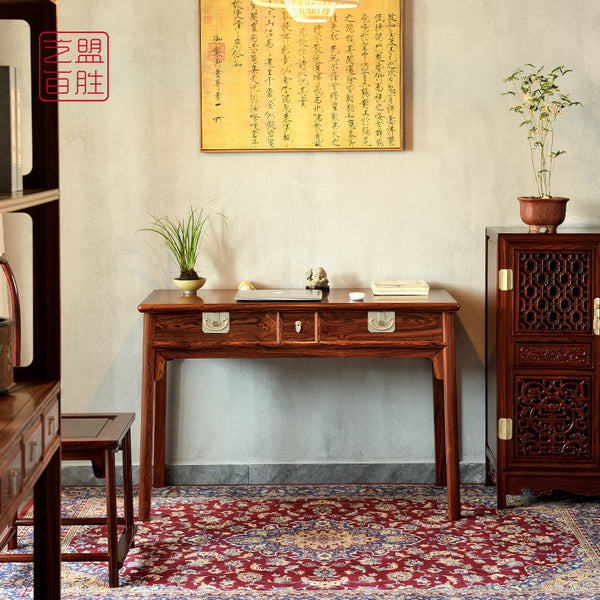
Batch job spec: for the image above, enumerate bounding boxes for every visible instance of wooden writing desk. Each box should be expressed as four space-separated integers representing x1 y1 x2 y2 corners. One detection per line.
138 289 461 521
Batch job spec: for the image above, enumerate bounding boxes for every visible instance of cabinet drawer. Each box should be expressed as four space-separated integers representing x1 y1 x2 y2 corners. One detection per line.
23 419 43 478
44 396 60 450
319 311 444 343
280 312 317 343
154 311 278 344
0 447 22 514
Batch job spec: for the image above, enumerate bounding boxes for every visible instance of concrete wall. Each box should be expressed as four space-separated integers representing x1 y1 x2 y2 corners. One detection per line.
3 0 600 482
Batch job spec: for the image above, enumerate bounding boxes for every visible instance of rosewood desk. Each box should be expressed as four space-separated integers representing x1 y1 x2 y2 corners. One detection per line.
138 289 461 521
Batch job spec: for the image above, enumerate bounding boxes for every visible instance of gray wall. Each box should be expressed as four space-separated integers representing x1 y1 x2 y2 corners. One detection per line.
3 0 600 482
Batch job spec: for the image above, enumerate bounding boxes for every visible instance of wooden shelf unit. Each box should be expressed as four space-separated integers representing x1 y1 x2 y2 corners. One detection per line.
0 1 61 598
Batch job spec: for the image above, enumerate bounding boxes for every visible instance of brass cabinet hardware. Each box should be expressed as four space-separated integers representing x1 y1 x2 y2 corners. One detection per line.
8 469 19 496
498 417 513 441
202 312 230 333
367 311 395 333
498 269 513 292
30 440 39 463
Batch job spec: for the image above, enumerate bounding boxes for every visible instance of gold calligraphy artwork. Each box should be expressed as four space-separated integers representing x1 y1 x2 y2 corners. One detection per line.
199 0 403 151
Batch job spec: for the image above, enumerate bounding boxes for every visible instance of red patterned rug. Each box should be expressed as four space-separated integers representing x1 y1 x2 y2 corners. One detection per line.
1 484 600 599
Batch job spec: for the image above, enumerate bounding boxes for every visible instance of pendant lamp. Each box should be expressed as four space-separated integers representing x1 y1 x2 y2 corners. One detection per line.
285 0 359 23
252 0 287 6
253 0 359 24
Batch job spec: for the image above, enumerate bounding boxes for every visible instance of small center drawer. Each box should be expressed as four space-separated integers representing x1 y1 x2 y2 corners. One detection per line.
279 312 317 343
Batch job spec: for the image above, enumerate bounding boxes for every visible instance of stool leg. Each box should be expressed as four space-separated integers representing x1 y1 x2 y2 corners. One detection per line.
6 515 18 550
122 430 135 544
104 449 119 588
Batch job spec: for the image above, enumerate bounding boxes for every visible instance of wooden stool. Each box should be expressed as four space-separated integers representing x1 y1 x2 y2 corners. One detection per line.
1 412 137 588
60 413 137 587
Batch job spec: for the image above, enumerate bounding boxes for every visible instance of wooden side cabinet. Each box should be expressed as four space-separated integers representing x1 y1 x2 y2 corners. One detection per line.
486 227 600 508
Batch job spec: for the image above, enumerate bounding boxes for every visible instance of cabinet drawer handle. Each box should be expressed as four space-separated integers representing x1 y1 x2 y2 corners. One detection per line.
48 416 57 436
203 317 229 331
8 470 19 496
295 320 302 333
367 311 396 333
29 440 39 463
202 312 230 334
369 317 394 331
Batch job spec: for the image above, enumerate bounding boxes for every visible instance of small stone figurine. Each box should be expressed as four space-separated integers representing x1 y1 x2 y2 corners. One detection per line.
305 267 329 292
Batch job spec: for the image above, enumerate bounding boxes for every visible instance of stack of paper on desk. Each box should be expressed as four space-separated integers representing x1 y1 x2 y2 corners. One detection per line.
371 280 430 296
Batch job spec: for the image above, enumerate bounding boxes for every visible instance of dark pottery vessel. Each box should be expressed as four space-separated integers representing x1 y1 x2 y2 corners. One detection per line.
518 196 569 233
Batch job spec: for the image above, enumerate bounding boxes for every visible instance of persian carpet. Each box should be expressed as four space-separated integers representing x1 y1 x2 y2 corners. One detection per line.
1 484 600 600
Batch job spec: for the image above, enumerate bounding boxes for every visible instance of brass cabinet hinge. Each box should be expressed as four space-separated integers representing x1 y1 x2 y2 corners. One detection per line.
594 298 600 336
498 418 513 441
498 269 513 292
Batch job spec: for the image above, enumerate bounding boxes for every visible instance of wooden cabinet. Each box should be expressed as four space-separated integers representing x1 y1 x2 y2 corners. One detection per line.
486 227 600 508
0 1 61 598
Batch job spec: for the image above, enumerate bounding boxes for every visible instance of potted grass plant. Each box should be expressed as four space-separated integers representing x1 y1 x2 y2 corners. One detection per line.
503 64 582 233
140 205 224 295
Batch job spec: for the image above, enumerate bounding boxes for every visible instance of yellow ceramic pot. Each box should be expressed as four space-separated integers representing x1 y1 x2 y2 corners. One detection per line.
173 277 206 295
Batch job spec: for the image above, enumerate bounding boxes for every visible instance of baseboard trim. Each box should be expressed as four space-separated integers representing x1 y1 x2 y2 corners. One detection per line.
61 462 485 486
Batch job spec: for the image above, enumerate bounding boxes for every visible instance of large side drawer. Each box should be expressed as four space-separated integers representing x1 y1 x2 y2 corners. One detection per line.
153 311 278 345
319 311 444 344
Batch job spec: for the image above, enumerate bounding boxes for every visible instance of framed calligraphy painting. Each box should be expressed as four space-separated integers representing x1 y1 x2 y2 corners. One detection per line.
199 0 403 152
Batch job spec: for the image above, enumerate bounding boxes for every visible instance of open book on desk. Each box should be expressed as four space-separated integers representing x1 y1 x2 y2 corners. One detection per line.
371 280 430 296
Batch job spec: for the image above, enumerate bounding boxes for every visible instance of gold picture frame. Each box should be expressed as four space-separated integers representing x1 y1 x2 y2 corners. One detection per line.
199 0 403 152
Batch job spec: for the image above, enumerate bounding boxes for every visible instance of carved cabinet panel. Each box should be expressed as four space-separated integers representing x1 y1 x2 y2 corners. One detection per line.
486 228 600 508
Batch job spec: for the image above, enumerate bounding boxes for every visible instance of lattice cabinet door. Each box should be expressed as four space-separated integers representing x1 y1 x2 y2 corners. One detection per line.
487 230 600 508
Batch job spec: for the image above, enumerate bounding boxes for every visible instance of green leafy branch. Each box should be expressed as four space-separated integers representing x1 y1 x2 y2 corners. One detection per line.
503 64 581 198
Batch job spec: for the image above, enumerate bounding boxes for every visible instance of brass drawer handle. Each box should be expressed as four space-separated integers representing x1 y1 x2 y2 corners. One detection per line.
202 312 230 333
203 317 229 331
8 470 19 496
368 311 396 333
29 440 39 463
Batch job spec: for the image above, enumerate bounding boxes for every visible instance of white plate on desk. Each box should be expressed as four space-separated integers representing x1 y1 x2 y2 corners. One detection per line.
235 289 323 301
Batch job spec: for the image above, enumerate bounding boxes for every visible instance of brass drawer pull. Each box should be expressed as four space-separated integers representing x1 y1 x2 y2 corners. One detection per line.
202 312 230 334
29 440 39 463
368 311 396 333
8 470 19 496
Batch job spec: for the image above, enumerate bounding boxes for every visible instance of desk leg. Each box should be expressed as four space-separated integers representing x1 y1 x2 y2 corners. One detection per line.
33 447 61 600
153 374 167 487
139 315 156 522
432 375 447 486
442 312 460 521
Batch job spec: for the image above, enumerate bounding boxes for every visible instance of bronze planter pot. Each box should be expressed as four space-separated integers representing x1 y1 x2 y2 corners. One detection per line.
518 196 569 233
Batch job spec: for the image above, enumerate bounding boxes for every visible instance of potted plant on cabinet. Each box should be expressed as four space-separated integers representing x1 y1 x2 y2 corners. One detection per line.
140 205 224 295
503 64 582 233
